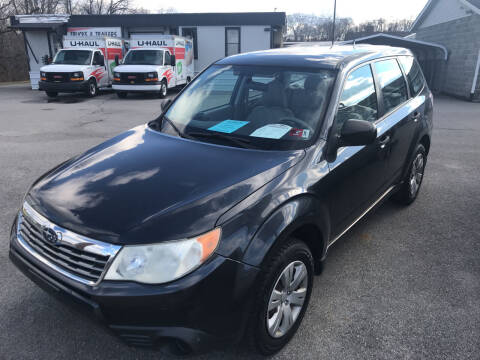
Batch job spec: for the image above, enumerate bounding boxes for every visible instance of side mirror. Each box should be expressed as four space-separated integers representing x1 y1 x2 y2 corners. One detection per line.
340 119 377 147
115 55 120 65
170 55 176 66
161 99 172 111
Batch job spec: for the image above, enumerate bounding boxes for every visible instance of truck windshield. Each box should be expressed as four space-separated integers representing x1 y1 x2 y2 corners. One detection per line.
53 50 92 65
156 64 336 150
123 50 164 65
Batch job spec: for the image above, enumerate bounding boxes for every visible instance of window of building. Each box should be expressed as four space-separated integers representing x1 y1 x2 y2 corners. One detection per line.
225 27 241 57
374 59 408 114
336 64 378 128
181 27 198 59
398 56 426 97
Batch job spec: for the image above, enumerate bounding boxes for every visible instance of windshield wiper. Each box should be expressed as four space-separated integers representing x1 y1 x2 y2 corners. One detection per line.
186 131 254 149
161 115 187 138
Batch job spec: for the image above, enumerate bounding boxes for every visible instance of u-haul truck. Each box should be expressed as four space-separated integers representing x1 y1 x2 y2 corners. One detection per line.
38 38 123 98
112 35 194 98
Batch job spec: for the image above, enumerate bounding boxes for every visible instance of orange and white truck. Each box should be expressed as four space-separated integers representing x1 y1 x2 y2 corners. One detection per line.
112 35 194 98
39 37 123 98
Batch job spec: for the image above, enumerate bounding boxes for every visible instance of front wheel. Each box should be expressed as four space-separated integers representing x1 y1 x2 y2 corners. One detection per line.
392 143 427 205
86 79 98 97
246 238 314 355
158 80 168 99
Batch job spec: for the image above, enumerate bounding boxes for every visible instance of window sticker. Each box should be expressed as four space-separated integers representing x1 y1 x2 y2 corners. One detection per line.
250 124 292 139
208 120 249 133
289 128 311 139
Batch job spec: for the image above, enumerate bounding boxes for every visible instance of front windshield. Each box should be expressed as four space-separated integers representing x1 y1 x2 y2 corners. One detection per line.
53 50 92 65
159 64 336 150
123 50 164 65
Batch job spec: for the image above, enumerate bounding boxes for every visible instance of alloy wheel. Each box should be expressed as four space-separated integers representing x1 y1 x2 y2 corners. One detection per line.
266 261 308 338
409 153 424 197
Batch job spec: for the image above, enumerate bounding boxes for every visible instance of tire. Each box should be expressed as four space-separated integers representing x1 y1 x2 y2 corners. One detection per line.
245 238 314 355
86 79 98 97
159 79 168 99
116 91 127 99
392 143 427 205
46 91 57 98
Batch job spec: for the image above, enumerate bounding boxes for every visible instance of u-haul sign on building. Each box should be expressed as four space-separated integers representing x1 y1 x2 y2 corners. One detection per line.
67 27 122 38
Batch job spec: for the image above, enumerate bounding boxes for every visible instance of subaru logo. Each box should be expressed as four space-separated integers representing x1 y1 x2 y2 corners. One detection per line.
42 227 61 245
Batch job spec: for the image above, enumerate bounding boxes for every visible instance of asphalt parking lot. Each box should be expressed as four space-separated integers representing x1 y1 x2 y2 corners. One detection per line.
0 84 479 359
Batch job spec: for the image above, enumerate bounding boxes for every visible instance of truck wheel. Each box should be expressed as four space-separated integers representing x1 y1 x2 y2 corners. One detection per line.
116 92 127 99
159 80 168 99
46 91 58 98
245 238 314 355
87 79 98 97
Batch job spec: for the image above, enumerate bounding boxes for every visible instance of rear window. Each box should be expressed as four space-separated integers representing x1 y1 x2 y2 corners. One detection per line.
398 56 426 97
373 59 408 114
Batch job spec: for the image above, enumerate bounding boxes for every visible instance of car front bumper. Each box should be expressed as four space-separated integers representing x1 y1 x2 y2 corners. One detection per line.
39 80 89 93
113 84 162 92
9 224 259 351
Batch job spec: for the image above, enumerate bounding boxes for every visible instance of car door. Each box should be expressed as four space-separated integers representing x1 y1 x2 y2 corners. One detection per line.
372 57 420 185
92 51 108 87
163 51 175 87
326 64 391 238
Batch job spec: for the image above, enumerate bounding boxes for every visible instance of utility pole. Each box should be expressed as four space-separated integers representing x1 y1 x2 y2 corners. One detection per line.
332 0 337 46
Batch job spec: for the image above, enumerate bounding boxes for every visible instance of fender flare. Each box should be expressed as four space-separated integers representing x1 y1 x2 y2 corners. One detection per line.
241 194 330 269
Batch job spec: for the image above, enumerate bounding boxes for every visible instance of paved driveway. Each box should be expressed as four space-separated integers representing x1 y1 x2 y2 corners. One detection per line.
0 86 479 359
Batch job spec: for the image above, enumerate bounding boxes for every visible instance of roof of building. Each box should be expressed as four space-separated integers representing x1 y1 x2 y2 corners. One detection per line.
216 45 412 69
9 12 286 30
68 12 286 27
411 0 480 31
344 33 448 60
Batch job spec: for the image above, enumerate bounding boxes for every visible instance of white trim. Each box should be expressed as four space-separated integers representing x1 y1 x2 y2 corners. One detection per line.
346 33 449 61
471 48 480 94
459 0 480 15
411 0 434 30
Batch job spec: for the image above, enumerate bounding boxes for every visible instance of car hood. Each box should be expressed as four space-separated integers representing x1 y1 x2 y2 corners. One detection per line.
27 125 304 245
41 64 90 73
114 65 161 73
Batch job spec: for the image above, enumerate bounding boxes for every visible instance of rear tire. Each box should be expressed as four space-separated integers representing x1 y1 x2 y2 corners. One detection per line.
392 143 427 205
116 91 127 99
159 79 168 99
46 91 57 98
86 79 98 97
245 238 314 355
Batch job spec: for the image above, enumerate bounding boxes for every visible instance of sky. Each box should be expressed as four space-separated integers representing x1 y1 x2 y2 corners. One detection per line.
134 0 429 24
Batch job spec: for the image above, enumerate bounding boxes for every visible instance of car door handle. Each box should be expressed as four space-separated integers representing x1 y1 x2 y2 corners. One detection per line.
378 135 391 149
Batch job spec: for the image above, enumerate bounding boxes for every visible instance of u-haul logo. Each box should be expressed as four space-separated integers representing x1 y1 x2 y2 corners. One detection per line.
137 40 168 46
107 40 122 47
69 40 100 47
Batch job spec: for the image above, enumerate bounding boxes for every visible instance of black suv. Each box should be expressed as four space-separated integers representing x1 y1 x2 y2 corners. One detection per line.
9 45 433 355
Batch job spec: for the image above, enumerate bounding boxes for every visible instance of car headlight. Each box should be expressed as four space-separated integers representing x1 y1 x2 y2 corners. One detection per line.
72 72 82 78
104 228 221 284
114 72 120 78
147 72 157 78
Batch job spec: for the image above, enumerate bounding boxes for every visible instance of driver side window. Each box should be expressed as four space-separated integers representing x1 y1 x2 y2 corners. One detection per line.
164 51 171 66
93 51 104 66
336 64 378 129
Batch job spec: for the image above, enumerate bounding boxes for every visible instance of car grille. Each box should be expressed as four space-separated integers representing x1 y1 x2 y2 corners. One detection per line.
17 203 121 285
119 72 148 84
45 72 71 83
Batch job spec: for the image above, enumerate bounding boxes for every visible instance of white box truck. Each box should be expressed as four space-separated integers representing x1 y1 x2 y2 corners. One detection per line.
112 35 194 98
39 38 123 98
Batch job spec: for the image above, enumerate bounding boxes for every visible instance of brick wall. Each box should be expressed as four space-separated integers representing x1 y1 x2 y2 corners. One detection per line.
415 14 480 99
